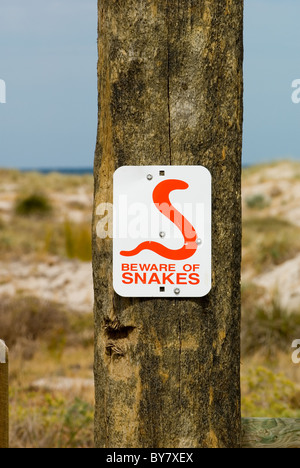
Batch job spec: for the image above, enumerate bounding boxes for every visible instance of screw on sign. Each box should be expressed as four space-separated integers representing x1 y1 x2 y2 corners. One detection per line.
113 166 212 298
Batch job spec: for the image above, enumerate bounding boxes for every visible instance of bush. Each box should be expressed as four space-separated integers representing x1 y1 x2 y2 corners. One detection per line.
10 395 94 448
0 295 93 355
246 194 270 210
242 367 300 418
0 296 68 349
241 296 300 358
15 193 52 217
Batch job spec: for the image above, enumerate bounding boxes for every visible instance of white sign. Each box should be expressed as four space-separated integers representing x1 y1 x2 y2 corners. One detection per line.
113 166 211 297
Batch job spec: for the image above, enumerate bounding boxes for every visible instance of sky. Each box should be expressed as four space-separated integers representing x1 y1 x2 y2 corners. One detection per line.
0 0 300 168
244 0 300 165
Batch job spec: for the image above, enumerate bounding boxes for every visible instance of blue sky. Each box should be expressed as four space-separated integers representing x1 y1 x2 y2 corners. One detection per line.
0 0 299 168
0 0 98 169
244 0 300 165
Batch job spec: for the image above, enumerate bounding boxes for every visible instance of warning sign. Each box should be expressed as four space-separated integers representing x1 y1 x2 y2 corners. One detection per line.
113 166 211 297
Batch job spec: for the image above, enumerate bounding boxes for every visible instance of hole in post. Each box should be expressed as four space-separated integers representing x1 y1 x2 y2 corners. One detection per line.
104 322 136 340
160 287 165 292
159 171 165 176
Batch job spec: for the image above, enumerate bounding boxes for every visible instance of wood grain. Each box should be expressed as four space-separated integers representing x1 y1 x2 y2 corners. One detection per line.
93 0 244 448
0 340 9 449
242 418 300 449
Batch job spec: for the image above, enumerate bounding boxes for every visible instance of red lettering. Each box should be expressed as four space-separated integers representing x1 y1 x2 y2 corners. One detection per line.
134 273 147 284
189 273 200 285
149 273 161 284
162 273 175 284
122 264 130 271
122 272 133 284
139 264 151 271
177 273 187 285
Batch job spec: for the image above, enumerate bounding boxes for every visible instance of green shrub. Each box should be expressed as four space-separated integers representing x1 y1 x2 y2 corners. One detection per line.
10 394 94 448
242 367 300 418
246 194 270 210
15 193 52 217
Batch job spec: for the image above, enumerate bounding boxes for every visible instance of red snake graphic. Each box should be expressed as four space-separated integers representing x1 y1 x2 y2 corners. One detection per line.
120 179 198 260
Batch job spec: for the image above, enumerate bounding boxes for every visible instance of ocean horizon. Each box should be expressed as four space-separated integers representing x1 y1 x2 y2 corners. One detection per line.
19 167 94 175
17 164 252 175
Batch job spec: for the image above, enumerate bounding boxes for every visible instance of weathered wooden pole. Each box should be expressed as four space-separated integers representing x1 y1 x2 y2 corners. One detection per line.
93 0 243 448
0 340 9 449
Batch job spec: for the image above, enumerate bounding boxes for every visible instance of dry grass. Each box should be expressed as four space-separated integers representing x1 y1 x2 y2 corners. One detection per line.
0 211 92 262
1 164 300 445
242 292 300 359
0 171 95 447
0 295 93 353
64 220 92 262
10 394 94 449
241 364 300 418
241 162 300 417
242 217 300 275
1 295 94 448
0 169 93 261
0 222 89 262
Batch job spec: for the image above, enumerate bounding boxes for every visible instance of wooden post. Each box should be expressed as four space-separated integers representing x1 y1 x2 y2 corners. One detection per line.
93 0 243 448
0 340 9 449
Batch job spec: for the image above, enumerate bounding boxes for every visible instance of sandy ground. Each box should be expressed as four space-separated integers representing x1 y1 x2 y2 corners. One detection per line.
242 162 300 227
0 173 94 313
254 254 300 311
242 161 300 310
0 257 93 313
